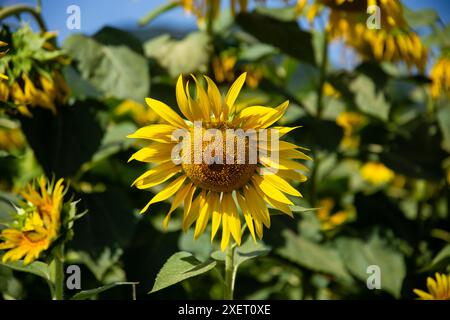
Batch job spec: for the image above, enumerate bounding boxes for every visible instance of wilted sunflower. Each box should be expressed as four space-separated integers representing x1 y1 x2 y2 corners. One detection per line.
0 41 8 80
176 0 302 21
0 25 70 114
414 273 450 300
430 55 450 99
300 0 428 71
0 177 65 264
128 73 309 250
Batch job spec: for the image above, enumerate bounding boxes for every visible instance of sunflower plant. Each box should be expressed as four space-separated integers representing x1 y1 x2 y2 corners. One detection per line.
128 73 310 299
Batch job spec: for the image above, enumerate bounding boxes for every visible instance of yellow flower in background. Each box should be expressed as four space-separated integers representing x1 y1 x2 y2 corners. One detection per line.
336 111 365 149
360 161 394 185
0 41 8 80
115 99 159 126
414 273 450 300
128 73 309 250
0 127 25 151
430 56 450 99
323 82 340 98
301 0 428 71
212 52 263 88
0 177 65 265
317 198 352 231
212 53 238 83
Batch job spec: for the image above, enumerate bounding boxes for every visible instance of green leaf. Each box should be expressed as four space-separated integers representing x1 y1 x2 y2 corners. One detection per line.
90 122 137 163
139 1 180 26
336 235 406 298
437 105 450 152
0 191 19 226
149 251 217 294
350 75 390 121
423 245 450 271
144 32 211 77
0 255 51 281
234 238 271 267
70 281 138 300
93 26 144 55
277 230 352 282
254 6 298 22
403 6 438 27
236 12 315 66
63 34 150 102
20 101 105 177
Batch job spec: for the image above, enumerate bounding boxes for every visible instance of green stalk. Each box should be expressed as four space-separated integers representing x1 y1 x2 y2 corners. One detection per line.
53 244 65 300
309 31 329 207
224 244 236 300
0 4 48 32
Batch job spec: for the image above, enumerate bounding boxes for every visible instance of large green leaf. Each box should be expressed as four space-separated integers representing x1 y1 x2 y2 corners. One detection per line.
0 254 51 282
144 32 211 77
336 235 406 298
63 34 150 102
277 230 352 283
149 251 217 294
70 281 138 300
0 191 19 226
236 12 315 66
20 101 105 177
424 245 450 272
437 105 450 152
350 75 390 121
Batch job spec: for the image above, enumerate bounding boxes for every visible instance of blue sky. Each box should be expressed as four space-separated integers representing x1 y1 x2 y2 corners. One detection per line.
2 0 449 40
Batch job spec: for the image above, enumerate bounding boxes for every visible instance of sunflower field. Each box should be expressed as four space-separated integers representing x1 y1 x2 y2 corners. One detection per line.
0 0 449 301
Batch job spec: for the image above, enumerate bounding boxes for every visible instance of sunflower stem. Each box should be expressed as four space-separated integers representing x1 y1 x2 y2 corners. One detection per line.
224 243 236 300
53 244 64 300
0 4 48 32
309 30 328 207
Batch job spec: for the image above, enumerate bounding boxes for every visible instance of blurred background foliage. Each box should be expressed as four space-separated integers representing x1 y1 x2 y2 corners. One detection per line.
0 0 449 299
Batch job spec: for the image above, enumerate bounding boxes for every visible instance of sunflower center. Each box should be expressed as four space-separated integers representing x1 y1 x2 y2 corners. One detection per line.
181 126 257 192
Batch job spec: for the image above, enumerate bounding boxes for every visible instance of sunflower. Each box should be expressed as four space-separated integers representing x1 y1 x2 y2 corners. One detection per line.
300 0 428 71
414 273 450 300
0 41 8 80
360 161 394 186
177 0 302 21
0 26 70 114
430 55 450 99
128 73 309 250
0 177 65 265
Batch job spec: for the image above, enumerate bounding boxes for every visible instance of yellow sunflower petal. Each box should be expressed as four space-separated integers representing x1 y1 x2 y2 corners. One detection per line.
204 75 222 119
236 191 256 242
210 192 222 242
145 98 188 129
140 175 187 213
163 182 193 230
127 124 178 143
222 192 241 245
252 174 293 205
224 72 247 117
176 75 194 121
132 161 180 189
